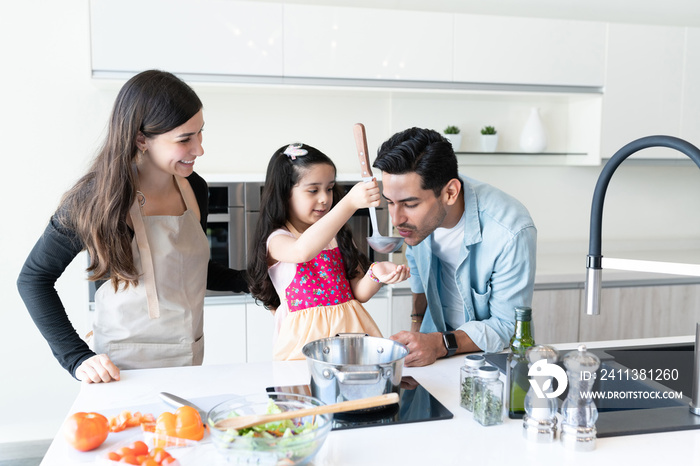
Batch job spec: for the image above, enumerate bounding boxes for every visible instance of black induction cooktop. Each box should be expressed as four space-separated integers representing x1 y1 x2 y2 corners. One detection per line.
266 376 453 431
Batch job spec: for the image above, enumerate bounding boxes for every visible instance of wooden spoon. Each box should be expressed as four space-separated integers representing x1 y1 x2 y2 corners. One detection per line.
213 392 399 431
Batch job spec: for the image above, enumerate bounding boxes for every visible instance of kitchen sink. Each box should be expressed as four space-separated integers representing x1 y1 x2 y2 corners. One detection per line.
484 342 700 437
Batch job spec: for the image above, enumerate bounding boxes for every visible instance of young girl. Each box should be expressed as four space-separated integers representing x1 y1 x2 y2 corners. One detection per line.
17 70 248 383
248 143 410 360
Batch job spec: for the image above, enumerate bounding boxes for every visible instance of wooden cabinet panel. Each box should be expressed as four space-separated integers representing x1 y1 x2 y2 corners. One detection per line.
531 289 581 344
578 284 700 341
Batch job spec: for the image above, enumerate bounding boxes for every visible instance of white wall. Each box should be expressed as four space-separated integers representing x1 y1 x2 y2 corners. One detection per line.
4 0 700 443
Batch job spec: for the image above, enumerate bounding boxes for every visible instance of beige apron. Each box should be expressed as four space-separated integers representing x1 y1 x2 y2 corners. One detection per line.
92 176 209 370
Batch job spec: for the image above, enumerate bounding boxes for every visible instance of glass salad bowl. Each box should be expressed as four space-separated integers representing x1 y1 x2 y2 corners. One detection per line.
207 392 332 465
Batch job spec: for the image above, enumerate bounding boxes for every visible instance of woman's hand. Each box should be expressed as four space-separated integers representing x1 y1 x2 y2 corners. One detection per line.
76 354 121 383
344 179 381 210
371 262 411 284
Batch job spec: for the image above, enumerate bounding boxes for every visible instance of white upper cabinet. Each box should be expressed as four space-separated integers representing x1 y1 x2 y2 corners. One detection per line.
453 15 607 87
90 1 606 90
600 23 685 159
681 28 700 150
283 4 453 82
90 0 283 76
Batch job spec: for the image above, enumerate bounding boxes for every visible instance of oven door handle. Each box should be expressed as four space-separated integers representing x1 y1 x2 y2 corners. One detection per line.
207 214 231 222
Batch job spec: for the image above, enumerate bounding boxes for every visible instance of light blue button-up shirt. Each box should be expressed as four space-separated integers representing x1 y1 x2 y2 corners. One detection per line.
406 175 537 353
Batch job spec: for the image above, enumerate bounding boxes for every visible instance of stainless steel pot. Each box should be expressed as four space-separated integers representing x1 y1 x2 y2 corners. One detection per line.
302 335 408 405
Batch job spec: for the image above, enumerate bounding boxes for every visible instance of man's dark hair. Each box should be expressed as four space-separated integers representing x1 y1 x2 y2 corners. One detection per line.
373 127 459 196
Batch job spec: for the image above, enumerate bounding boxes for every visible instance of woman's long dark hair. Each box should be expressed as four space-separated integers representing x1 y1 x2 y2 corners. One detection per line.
248 144 370 310
58 70 202 290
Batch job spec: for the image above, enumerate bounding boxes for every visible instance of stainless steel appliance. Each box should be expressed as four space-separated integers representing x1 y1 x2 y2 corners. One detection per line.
206 182 245 270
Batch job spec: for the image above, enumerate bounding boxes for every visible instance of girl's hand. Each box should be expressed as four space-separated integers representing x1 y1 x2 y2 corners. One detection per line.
76 354 121 383
345 179 381 210
371 262 411 284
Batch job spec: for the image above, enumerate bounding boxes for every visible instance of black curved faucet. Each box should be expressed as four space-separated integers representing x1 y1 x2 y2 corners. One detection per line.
585 135 700 316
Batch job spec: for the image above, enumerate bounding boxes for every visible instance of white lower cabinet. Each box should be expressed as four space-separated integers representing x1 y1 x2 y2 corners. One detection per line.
246 300 275 363
202 300 247 365
362 295 390 338
390 290 413 335
203 294 392 364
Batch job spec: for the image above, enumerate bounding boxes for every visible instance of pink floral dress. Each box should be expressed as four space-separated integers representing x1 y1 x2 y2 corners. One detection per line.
286 248 354 311
269 229 382 361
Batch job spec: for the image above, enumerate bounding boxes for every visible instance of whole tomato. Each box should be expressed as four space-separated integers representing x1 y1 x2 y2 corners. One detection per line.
62 412 110 451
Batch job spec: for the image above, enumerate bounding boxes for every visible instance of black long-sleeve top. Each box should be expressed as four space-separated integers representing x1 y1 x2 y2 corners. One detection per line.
17 172 248 378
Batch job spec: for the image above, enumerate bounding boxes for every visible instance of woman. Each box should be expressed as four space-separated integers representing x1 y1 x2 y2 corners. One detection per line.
17 70 247 383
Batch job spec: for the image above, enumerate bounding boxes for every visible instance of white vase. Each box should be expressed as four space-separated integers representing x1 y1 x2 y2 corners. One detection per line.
519 107 547 153
481 134 498 153
444 133 462 151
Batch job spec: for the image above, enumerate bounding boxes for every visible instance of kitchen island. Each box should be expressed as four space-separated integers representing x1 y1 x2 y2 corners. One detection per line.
41 335 700 465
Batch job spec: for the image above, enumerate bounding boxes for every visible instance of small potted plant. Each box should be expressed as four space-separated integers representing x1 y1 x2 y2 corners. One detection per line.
480 126 498 153
443 125 462 151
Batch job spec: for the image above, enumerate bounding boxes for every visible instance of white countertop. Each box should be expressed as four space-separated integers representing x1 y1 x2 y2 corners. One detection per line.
41 335 699 465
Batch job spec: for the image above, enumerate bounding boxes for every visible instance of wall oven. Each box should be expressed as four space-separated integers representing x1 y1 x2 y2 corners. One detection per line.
206 182 245 270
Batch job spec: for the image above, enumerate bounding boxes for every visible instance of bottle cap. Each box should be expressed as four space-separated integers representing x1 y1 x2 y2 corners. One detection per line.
514 306 532 321
525 345 559 365
562 344 600 373
477 366 500 379
464 354 486 367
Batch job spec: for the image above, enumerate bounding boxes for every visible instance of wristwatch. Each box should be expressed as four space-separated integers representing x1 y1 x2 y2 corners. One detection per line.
441 331 458 358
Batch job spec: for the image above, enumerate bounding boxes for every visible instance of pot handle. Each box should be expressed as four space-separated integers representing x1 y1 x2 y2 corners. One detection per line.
333 368 383 384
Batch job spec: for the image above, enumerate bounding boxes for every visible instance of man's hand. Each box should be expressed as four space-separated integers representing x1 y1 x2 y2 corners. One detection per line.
75 354 121 383
389 331 445 367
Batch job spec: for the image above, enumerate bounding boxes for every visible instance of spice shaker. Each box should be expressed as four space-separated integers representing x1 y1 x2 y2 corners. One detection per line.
460 354 486 411
473 366 503 426
560 345 600 451
523 345 560 442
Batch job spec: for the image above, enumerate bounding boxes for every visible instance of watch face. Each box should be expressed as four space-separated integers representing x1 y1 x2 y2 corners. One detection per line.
443 332 458 355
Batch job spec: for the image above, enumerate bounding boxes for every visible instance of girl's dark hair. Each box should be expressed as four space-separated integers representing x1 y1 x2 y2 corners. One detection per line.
59 70 202 290
247 144 370 309
373 127 458 196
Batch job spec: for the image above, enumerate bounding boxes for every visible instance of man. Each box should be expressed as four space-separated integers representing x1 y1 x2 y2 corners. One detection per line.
373 127 537 366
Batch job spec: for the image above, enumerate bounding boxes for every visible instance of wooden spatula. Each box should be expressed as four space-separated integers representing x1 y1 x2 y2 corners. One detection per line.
213 392 399 431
